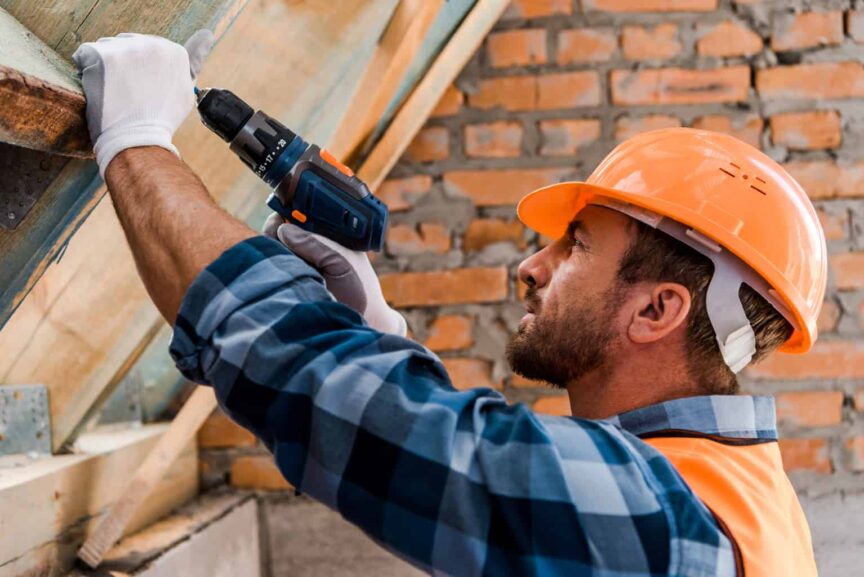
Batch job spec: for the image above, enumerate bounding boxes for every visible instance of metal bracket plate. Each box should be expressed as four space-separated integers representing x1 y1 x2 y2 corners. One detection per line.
0 384 51 455
0 142 70 230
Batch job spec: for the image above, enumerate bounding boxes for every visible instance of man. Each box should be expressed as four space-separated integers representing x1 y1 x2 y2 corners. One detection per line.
72 32 823 576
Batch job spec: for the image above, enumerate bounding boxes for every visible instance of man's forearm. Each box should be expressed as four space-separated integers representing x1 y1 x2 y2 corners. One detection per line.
104 146 256 323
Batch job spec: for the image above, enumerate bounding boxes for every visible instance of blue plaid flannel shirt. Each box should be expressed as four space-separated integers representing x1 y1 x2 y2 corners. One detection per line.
170 237 773 576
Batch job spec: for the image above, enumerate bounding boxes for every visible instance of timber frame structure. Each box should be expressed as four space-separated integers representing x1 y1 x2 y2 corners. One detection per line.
0 1 509 574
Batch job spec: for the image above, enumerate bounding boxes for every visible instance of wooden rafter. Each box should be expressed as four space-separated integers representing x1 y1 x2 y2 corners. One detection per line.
328 0 445 163
358 0 511 191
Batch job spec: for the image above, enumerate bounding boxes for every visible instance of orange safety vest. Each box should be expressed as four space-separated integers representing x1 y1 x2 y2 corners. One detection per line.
643 433 818 577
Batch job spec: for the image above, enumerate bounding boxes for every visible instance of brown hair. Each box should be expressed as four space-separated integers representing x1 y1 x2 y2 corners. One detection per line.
617 221 794 394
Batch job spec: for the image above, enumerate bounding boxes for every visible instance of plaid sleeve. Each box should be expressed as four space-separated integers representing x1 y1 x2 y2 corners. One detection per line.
170 237 734 577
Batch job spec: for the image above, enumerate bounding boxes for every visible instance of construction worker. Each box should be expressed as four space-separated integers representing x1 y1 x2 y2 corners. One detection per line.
73 32 823 576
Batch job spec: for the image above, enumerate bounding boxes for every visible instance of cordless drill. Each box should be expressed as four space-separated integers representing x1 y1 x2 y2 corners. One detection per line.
195 87 388 252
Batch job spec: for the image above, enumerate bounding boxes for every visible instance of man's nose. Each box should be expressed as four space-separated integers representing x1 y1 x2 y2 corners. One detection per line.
518 247 551 289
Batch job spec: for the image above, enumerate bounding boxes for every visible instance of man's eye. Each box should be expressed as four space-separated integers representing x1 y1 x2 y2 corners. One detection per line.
571 236 585 250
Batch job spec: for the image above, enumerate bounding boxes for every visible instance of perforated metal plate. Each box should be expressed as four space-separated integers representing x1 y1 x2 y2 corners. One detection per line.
0 384 51 455
0 142 70 230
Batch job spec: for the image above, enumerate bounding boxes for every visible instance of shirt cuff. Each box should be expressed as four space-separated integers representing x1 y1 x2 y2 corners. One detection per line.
169 235 330 383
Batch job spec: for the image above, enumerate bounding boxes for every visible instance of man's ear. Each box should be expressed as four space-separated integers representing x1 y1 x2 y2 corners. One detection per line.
626 283 691 344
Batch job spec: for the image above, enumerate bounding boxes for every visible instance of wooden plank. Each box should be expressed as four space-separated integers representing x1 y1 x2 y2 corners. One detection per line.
328 0 444 163
0 424 198 577
103 498 260 577
96 492 251 573
79 387 218 567
0 0 250 60
0 0 400 452
0 8 90 157
358 0 510 191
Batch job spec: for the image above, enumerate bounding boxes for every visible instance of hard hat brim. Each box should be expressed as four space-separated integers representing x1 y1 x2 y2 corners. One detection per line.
517 182 815 354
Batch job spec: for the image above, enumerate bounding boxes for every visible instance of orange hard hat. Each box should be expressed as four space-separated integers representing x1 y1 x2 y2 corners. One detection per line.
517 128 827 355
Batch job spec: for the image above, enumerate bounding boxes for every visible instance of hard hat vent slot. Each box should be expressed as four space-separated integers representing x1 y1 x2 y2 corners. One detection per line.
718 162 767 196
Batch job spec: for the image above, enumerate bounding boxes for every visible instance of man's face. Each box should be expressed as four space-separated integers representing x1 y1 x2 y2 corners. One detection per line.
506 206 635 387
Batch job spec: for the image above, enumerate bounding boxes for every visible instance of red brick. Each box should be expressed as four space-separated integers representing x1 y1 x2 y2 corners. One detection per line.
621 24 682 60
854 388 864 411
533 395 571 416
231 455 292 490
487 29 547 68
757 62 864 100
465 121 524 158
198 411 257 449
387 223 451 256
539 119 601 156
615 115 682 141
502 0 572 20
537 71 602 109
747 341 864 380
846 437 864 472
511 373 548 388
849 11 864 44
776 391 844 427
815 214 844 242
377 176 432 212
557 28 617 64
469 76 537 111
381 267 508 308
463 218 527 251
772 11 843 52
770 110 841 150
817 299 842 332
831 253 864 290
424 315 474 352
779 438 832 473
783 160 864 199
583 0 717 11
697 20 763 57
405 126 449 162
441 358 501 390
611 66 750 106
691 114 763 148
444 167 571 206
430 85 464 118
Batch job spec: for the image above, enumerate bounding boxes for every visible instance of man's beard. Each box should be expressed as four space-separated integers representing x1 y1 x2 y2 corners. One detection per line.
506 286 619 388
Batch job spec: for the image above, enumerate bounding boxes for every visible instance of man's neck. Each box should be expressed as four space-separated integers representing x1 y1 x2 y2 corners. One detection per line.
565 357 699 420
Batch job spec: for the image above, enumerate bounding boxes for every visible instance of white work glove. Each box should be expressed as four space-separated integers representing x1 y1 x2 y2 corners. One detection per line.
263 214 407 337
72 30 214 177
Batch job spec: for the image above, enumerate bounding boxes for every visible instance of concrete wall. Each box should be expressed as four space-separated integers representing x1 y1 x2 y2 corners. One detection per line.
199 1 864 574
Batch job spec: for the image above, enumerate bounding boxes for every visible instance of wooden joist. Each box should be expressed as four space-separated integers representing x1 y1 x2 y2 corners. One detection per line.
358 0 511 191
0 8 90 157
0 424 198 577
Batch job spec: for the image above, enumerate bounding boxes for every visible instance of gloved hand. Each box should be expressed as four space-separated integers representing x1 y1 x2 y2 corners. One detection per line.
72 30 214 177
263 214 407 337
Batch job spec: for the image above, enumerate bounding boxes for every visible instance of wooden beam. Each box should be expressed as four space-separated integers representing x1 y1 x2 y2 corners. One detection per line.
0 8 90 157
328 0 444 163
0 0 401 452
0 424 198 577
358 0 510 191
79 387 218 568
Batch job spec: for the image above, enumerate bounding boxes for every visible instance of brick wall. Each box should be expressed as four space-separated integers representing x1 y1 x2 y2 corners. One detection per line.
199 0 864 553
